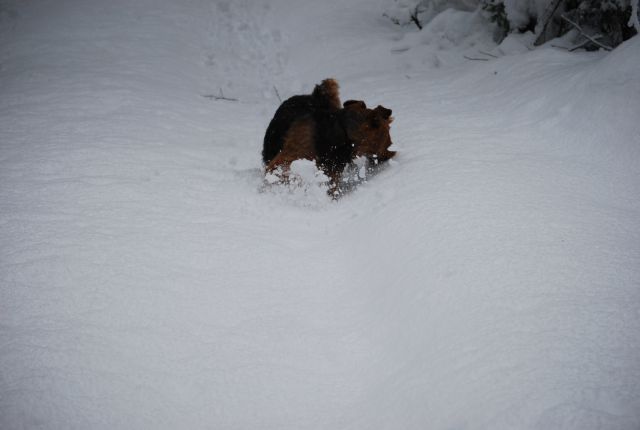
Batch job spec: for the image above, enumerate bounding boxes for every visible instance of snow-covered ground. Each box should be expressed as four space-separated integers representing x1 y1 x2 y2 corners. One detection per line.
1 0 639 428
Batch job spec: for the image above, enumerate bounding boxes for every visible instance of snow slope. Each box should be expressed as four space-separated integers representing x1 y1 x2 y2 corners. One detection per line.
1 0 639 429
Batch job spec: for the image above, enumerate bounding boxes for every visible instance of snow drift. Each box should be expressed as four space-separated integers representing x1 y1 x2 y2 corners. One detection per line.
1 0 639 429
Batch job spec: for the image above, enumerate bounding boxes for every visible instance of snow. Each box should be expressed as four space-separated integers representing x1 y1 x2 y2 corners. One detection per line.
1 0 639 429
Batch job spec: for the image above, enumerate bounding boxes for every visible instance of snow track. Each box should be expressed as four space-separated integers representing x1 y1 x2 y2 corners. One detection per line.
1 0 639 429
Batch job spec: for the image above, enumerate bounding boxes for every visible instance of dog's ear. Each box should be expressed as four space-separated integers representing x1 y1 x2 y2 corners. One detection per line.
374 105 392 119
343 100 367 109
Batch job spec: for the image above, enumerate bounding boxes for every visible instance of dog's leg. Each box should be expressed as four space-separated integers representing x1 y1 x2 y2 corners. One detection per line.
265 153 293 184
326 170 343 199
264 118 316 184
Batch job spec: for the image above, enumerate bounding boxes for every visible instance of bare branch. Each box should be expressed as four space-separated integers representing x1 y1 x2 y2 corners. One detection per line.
478 50 498 58
568 36 604 52
552 34 603 52
410 7 423 30
561 15 613 51
273 86 282 103
202 88 238 102
463 55 489 61
382 13 401 27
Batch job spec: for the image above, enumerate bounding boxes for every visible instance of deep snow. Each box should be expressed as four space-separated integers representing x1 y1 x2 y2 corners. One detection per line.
1 0 639 429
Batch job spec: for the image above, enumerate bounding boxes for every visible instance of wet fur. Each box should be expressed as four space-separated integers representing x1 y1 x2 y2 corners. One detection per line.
263 78 395 191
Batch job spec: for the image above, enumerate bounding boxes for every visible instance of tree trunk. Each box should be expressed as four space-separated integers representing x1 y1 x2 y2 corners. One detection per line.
534 0 564 46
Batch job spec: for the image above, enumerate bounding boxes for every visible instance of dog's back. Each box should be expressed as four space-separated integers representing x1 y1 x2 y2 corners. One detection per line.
262 79 341 165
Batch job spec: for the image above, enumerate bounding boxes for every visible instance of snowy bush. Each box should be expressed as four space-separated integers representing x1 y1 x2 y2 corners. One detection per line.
384 0 479 29
562 0 639 47
385 0 639 48
481 0 639 47
482 0 511 40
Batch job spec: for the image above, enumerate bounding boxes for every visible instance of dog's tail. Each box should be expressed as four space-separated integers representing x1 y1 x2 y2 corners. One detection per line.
312 78 341 110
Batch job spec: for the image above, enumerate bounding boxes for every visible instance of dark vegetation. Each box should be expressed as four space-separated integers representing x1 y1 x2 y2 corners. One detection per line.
385 0 639 50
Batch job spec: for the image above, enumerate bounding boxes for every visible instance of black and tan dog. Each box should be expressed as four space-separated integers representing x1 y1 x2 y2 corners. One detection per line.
262 79 395 194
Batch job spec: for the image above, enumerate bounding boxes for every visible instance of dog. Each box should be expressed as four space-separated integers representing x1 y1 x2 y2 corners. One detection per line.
262 79 395 194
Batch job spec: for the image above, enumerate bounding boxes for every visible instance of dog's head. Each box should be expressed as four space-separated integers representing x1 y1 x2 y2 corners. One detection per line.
341 100 396 162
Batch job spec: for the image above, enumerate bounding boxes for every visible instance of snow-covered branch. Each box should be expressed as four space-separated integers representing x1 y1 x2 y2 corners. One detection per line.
561 14 613 51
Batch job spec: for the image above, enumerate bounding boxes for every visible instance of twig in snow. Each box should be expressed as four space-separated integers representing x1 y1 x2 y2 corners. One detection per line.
560 15 613 51
273 86 282 103
463 55 489 61
478 50 498 58
568 36 604 52
382 13 401 26
553 33 605 52
383 6 423 30
410 6 423 30
202 88 238 102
